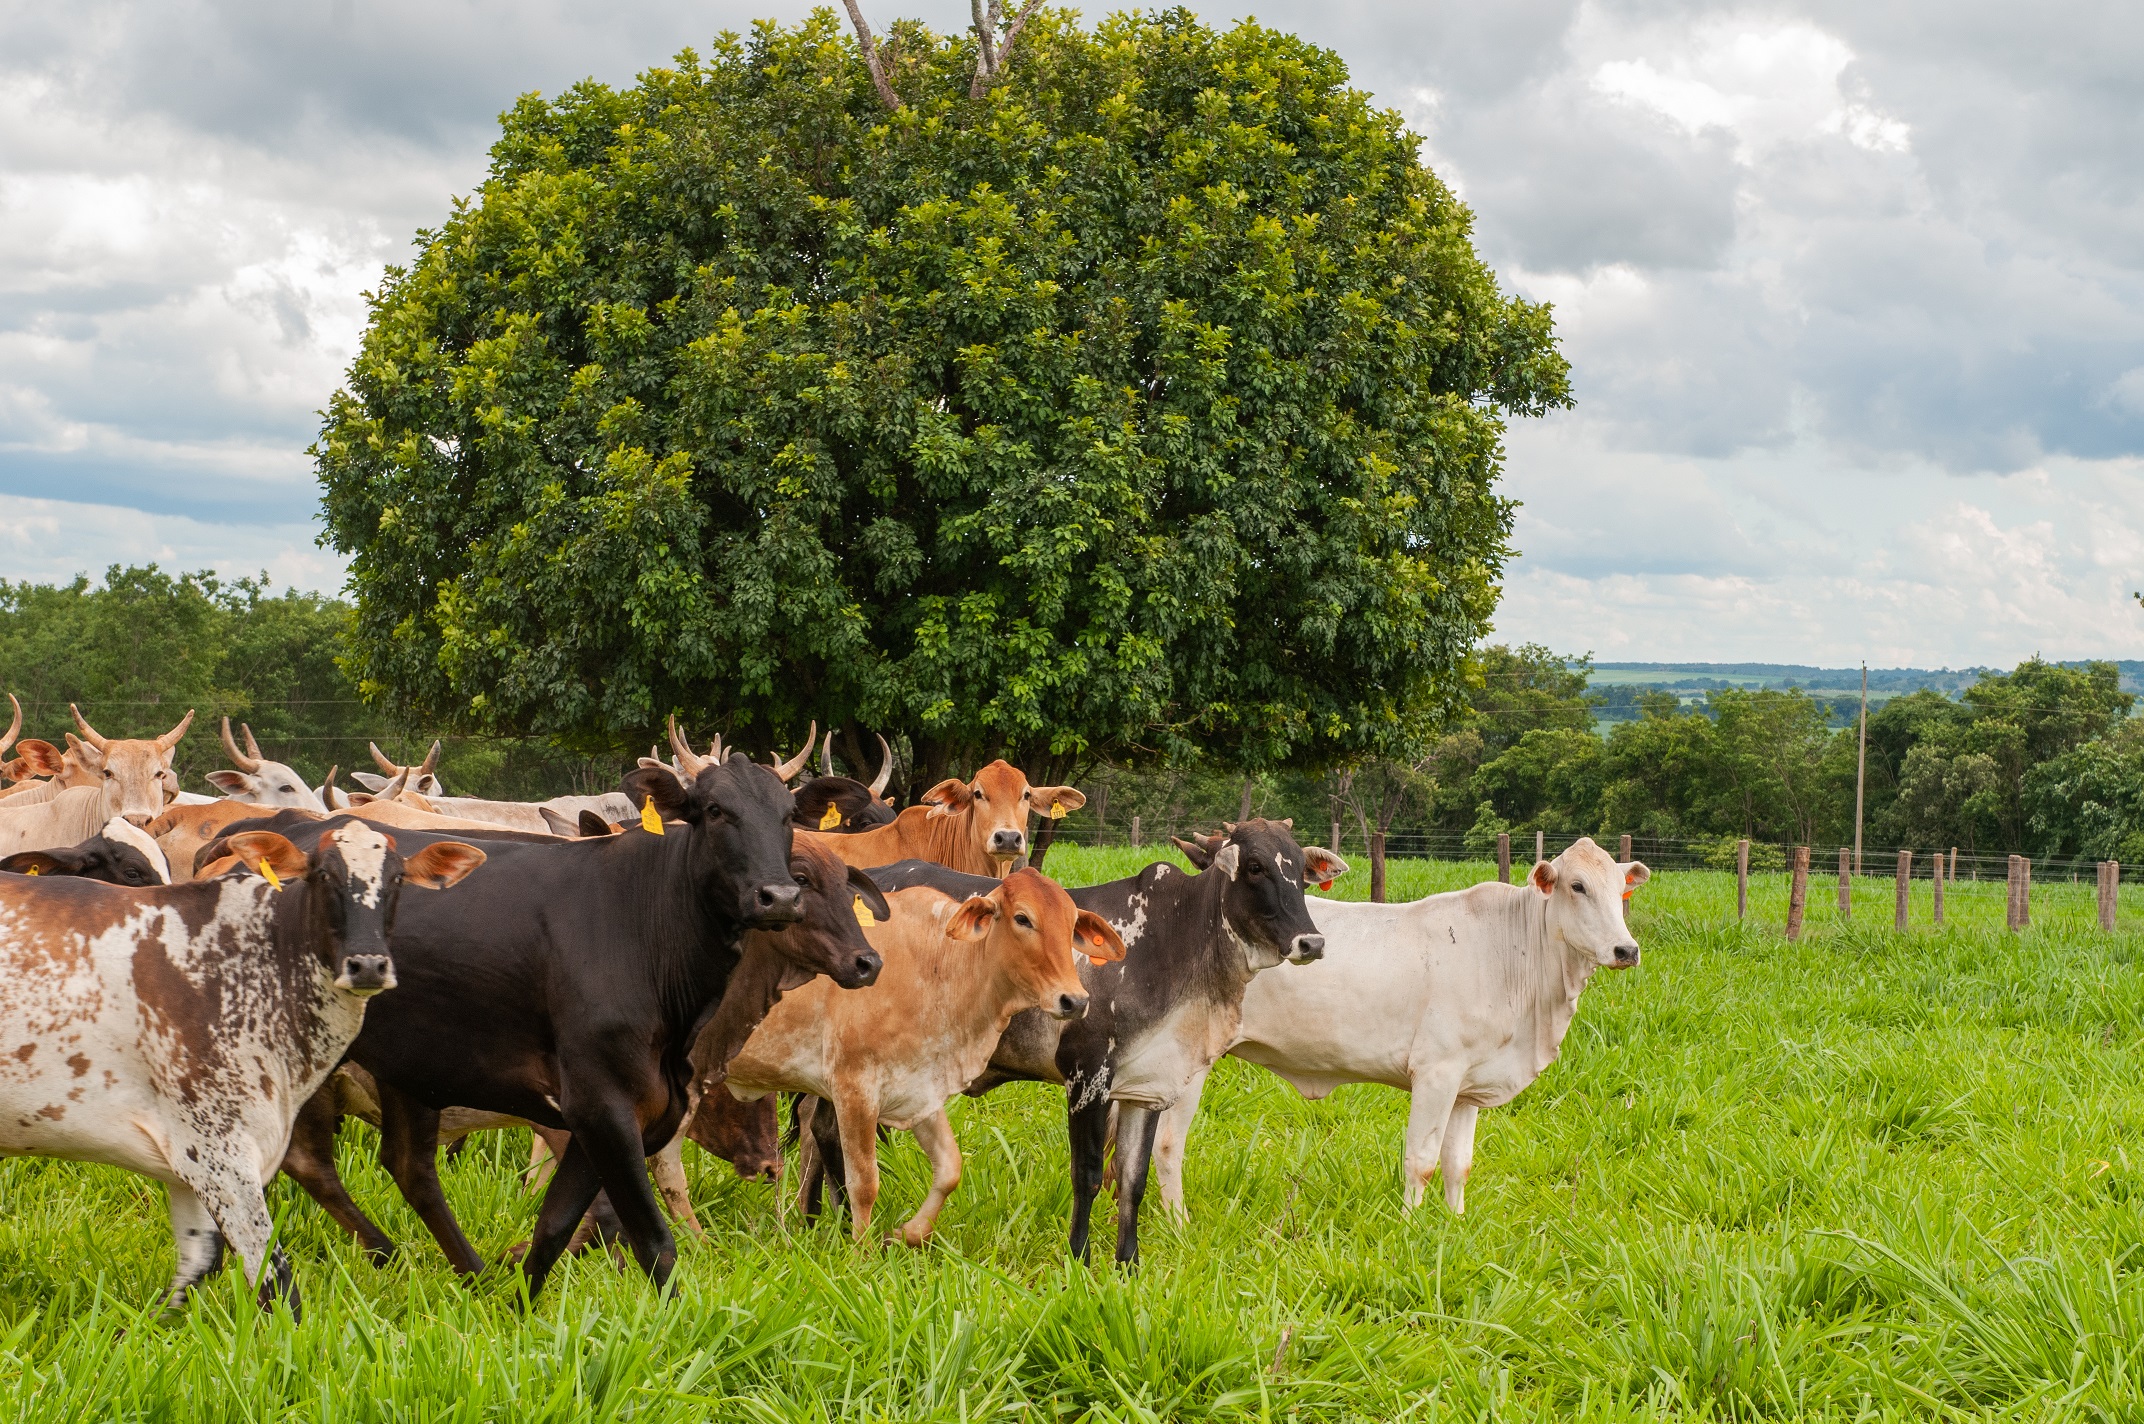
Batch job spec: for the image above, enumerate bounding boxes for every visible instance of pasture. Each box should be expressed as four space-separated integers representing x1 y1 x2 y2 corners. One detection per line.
1 851 2141 1420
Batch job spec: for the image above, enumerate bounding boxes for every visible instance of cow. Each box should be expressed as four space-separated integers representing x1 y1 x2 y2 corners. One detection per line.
0 816 171 886
59 706 195 825
205 719 328 812
150 801 325 883
258 755 875 1298
351 741 446 798
846 819 1345 1264
353 739 634 834
0 822 485 1317
726 869 1124 1245
796 752 1083 878
1149 838 1650 1217
792 731 897 833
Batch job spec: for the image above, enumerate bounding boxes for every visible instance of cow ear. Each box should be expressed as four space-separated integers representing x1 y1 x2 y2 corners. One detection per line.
0 850 78 877
578 810 617 838
14 740 64 777
920 778 972 814
1303 847 1349 886
622 766 691 825
1623 861 1651 895
349 771 390 793
1209 843 1241 880
224 832 309 884
1531 860 1558 894
402 841 488 890
62 734 102 769
945 895 996 941
1072 909 1126 963
1028 785 1086 818
1172 836 1215 869
847 865 892 923
204 770 250 794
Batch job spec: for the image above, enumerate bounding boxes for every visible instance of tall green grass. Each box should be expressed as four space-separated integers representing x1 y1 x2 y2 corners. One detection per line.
3 852 2142 1418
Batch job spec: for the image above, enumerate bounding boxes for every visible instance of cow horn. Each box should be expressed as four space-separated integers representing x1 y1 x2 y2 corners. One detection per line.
667 715 709 777
69 704 109 751
819 730 835 779
379 766 412 801
155 709 195 752
369 742 401 775
220 716 262 772
242 723 264 762
416 739 442 779
769 721 816 782
868 734 893 797
706 735 724 764
0 694 20 760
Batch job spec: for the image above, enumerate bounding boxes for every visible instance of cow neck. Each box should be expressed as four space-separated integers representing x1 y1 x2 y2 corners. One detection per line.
615 829 745 1035
923 923 1035 1052
1516 888 1596 1076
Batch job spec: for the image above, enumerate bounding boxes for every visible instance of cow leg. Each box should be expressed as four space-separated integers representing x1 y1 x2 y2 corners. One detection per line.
521 1138 608 1298
1402 1074 1463 1212
895 1108 961 1247
170 1158 297 1319
162 1182 225 1307
279 1084 396 1262
562 1098 678 1288
797 1096 848 1220
376 1081 485 1275
831 1089 882 1243
1151 1066 1212 1220
1111 1105 1161 1267
1440 1103 1480 1214
1067 1095 1111 1262
526 1126 566 1192
651 1132 703 1237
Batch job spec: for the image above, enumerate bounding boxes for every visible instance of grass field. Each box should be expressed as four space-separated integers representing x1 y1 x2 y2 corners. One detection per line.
3 847 2144 1419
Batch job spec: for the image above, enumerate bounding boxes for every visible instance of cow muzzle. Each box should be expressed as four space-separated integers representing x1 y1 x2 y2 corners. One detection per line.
336 954 397 994
1048 990 1089 1021
750 883 804 924
1611 943 1640 968
839 950 883 989
988 829 1026 858
1287 933 1325 963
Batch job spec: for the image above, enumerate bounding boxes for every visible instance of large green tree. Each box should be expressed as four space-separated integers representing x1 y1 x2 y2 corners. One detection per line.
315 7 1568 787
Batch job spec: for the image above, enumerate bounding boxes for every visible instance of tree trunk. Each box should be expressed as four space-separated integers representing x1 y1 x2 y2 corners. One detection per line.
1370 831 1387 903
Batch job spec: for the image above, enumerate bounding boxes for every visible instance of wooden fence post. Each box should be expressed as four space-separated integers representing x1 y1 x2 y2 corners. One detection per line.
1130 814 1142 849
1837 846 1852 920
1736 839 1750 921
2006 855 2021 931
1496 832 1511 885
1895 849 1911 930
1950 847 1959 883
1331 820 1342 858
2101 861 2120 932
1535 830 1545 865
1932 849 1945 927
1788 846 1810 940
1618 833 1632 863
2022 856 2032 928
1370 831 1387 903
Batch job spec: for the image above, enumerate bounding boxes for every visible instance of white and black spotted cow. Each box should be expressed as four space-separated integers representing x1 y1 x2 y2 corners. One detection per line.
857 819 1346 1264
0 822 484 1317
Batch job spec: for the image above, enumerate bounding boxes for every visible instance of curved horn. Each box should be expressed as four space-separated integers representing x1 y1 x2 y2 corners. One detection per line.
241 723 264 763
155 709 195 752
709 734 726 764
379 766 412 801
416 739 442 779
0 694 20 760
220 717 262 772
69 704 108 751
868 733 893 797
820 730 835 779
369 742 402 776
770 721 816 783
667 715 709 777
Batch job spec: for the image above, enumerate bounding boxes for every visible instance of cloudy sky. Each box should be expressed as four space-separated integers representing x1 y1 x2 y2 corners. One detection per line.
3 0 2139 666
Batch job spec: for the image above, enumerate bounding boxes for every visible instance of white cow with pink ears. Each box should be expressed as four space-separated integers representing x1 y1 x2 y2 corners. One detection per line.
1151 836 1649 1214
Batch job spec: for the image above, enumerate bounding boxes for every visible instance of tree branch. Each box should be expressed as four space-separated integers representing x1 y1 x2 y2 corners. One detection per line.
841 0 902 110
970 0 1040 99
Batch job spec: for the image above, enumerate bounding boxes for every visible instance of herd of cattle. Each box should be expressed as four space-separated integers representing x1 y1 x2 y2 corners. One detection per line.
0 701 1650 1318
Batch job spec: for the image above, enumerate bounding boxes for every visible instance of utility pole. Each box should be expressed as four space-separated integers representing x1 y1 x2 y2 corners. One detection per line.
1853 662 1868 877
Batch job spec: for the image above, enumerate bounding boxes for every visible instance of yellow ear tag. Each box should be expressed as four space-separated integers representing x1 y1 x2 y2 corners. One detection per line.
259 859 282 892
853 896 875 927
22 865 37 875
1049 799 1066 819
641 797 665 835
819 803 843 830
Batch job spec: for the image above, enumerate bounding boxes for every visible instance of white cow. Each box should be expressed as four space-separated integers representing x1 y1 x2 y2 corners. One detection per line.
352 739 631 834
205 718 327 812
1151 836 1649 1214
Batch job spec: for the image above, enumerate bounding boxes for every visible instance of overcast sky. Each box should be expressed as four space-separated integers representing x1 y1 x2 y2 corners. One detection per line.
3 0 2140 666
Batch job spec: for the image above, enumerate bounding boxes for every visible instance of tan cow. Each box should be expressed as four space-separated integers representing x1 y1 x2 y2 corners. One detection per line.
61 705 194 825
799 756 1083 878
725 869 1125 1245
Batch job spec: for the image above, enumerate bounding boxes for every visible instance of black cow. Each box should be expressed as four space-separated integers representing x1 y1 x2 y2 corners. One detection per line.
851 819 1344 1264
1 830 168 886
225 756 858 1298
792 775 898 834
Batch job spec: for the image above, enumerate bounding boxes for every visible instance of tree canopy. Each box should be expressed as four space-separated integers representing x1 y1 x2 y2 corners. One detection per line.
315 7 1568 785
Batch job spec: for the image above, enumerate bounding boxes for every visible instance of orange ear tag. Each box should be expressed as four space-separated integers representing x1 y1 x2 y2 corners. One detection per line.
259 860 283 892
641 798 665 835
819 804 843 830
853 897 875 927
1318 879 1333 891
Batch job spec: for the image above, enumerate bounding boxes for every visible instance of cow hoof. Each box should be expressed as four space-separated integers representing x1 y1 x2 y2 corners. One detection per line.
896 1222 934 1248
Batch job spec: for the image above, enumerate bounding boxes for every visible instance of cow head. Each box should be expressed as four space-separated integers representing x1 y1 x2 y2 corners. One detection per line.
919 759 1083 868
1530 837 1648 970
767 837 886 989
623 740 803 931
695 1090 782 1184
221 823 486 994
793 730 896 831
0 816 171 887
353 741 445 799
205 718 328 812
1175 820 1336 971
65 705 193 826
942 866 1123 1021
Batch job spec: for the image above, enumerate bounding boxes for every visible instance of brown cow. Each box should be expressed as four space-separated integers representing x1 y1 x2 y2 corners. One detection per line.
798 759 1084 878
725 869 1126 1244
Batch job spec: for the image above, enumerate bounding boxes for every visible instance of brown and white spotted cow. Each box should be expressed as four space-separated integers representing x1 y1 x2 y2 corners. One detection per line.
0 822 485 1317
